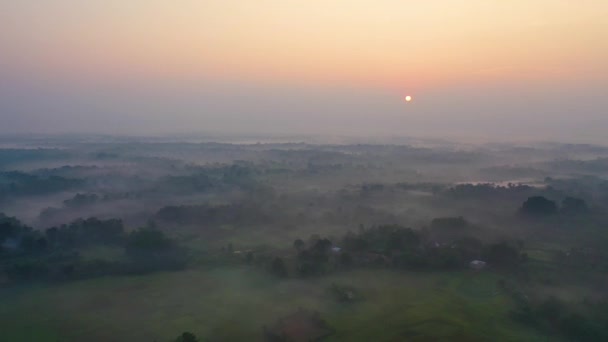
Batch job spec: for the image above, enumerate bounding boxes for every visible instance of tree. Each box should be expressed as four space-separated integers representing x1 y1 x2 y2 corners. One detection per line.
454 237 483 260
483 242 521 270
293 238 305 251
386 227 420 251
312 238 332 253
520 196 558 216
561 197 588 214
270 257 288 277
175 332 199 342
339 252 353 267
0 213 29 242
125 227 185 271
342 233 368 253
126 228 173 257
431 217 468 230
63 193 99 208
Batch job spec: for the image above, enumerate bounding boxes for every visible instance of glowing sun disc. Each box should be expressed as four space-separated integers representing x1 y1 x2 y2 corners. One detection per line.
405 95 412 102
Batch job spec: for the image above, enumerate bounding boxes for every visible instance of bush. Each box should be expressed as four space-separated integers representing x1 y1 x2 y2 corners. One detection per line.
270 257 288 277
125 228 186 272
520 196 558 216
175 332 199 342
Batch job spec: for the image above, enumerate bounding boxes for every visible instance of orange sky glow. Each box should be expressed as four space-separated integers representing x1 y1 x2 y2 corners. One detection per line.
3 0 607 91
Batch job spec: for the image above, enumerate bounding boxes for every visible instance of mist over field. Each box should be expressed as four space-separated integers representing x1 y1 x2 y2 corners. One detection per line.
2 135 608 341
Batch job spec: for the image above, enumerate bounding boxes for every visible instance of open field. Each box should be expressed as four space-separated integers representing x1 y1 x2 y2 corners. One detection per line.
0 268 546 341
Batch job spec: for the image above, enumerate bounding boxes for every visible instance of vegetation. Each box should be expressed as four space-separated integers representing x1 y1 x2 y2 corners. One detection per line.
2 139 608 341
174 332 200 342
520 196 558 216
0 214 186 283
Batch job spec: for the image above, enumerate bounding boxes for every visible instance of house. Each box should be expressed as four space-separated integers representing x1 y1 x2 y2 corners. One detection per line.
469 260 487 270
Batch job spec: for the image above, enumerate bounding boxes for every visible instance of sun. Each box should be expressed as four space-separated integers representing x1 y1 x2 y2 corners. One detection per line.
405 95 412 102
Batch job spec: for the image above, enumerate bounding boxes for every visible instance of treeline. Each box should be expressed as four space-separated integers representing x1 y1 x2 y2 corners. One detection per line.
0 171 83 199
545 176 608 206
354 182 443 197
154 164 262 194
3 161 268 204
447 183 539 199
0 214 186 285
39 192 139 222
263 219 526 278
0 148 71 169
156 203 273 226
520 195 589 216
546 158 608 174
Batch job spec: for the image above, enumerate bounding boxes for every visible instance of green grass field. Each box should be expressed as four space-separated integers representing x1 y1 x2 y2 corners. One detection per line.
0 268 548 341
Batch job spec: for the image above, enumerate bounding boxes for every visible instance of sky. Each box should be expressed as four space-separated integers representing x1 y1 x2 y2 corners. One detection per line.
1 0 607 142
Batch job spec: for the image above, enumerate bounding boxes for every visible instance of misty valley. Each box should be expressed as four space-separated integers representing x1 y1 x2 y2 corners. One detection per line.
2 136 608 341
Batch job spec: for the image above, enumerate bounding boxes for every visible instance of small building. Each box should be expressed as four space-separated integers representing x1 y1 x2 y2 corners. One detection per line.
469 260 487 270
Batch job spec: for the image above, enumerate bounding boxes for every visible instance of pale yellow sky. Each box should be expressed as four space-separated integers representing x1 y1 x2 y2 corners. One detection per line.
3 0 607 89
2 1 608 141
